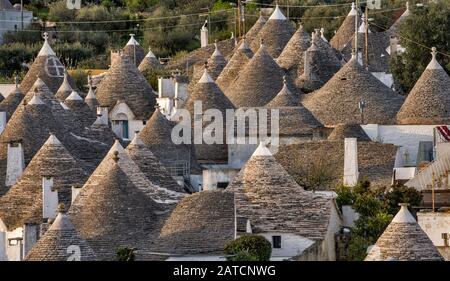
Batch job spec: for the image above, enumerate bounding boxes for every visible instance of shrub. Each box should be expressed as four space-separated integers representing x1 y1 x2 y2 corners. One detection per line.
116 247 136 261
224 235 272 261
70 69 88 91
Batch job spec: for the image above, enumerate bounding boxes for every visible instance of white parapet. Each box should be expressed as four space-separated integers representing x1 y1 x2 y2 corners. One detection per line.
42 177 58 220
343 138 359 186
5 142 25 187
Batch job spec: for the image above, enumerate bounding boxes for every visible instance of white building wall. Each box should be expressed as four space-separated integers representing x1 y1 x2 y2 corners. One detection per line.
5 227 23 261
361 124 436 166
259 232 315 260
371 72 393 88
0 10 33 43
202 167 239 190
418 212 450 247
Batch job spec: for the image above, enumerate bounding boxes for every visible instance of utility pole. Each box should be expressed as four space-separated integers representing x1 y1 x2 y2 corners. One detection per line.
21 0 24 29
365 6 369 69
287 0 290 20
237 0 241 38
354 0 359 57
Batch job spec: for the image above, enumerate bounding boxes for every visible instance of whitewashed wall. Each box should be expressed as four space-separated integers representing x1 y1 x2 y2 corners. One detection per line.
362 124 436 166
259 232 315 260
202 167 238 190
418 212 450 248
0 10 33 43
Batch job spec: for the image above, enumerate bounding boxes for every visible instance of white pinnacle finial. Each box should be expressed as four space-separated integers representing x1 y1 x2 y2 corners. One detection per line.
126 34 140 46
406 1 409 10
392 203 416 223
46 134 62 145
269 4 287 20
426 47 443 70
38 32 56 57
66 90 83 101
15 76 19 89
28 93 44 105
252 141 272 156
145 47 156 58
212 42 223 57
130 133 145 146
198 69 214 83
85 85 96 100
349 2 357 16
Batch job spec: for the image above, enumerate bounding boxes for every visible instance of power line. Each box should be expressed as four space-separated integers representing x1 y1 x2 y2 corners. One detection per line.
0 8 236 24
0 18 235 33
369 21 450 58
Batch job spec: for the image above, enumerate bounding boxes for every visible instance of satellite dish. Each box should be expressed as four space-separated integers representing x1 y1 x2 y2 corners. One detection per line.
66 0 81 10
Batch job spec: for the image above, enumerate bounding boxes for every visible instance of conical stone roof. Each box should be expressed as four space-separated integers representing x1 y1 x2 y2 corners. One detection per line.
330 2 359 51
185 69 235 163
249 5 295 58
139 109 201 174
69 161 165 261
216 39 254 92
55 70 73 101
225 43 285 108
138 47 162 73
25 208 97 261
0 134 88 230
365 204 444 261
327 123 371 141
64 91 96 127
303 56 405 125
296 31 343 93
266 76 300 107
122 34 146 66
277 24 311 86
0 77 24 121
20 33 75 94
227 142 334 239
95 52 156 120
125 133 186 193
396 48 450 125
245 14 266 46
84 84 98 111
154 190 235 256
0 0 13 10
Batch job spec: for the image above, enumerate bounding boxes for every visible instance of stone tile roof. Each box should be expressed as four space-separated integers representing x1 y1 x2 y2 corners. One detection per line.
225 43 285 108
0 78 24 121
0 135 88 230
249 5 295 58
167 39 236 71
138 47 163 73
69 161 167 261
20 35 76 94
25 209 97 261
184 69 234 163
64 91 96 127
302 56 404 126
296 32 342 93
388 2 410 35
266 77 300 107
140 109 201 174
95 52 156 120
122 34 146 66
327 123 371 141
277 24 311 87
55 71 74 101
227 143 335 241
342 30 390 73
365 205 444 261
0 0 13 10
245 14 266 46
84 85 98 111
396 48 450 125
154 190 235 255
125 134 186 193
216 39 254 92
330 3 359 51
274 141 398 190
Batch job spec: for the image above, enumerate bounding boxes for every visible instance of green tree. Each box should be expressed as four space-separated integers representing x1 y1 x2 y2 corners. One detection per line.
390 2 450 92
116 247 136 261
383 184 422 216
224 235 272 261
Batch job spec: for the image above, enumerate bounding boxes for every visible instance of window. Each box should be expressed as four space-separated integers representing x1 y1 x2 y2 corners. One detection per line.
272 236 281 249
217 182 229 189
8 238 21 246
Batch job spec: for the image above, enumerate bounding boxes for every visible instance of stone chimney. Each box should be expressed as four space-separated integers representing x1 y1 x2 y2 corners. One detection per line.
42 176 58 221
0 112 6 135
343 138 359 186
96 106 109 125
200 20 209 47
5 141 25 187
71 185 82 204
390 36 398 56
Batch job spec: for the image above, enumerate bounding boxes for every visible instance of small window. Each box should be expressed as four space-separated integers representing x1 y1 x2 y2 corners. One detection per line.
8 239 21 246
217 182 229 189
272 236 281 249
